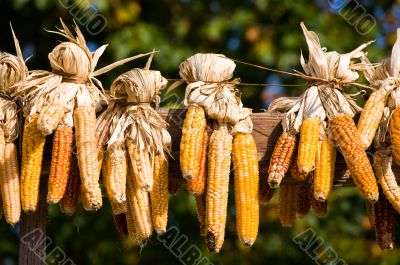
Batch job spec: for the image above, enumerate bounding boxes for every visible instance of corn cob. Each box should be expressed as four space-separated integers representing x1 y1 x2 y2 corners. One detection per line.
150 154 169 234
21 114 46 212
126 140 153 191
47 126 73 204
298 117 320 173
373 191 396 250
357 90 388 149
373 152 400 213
74 106 102 211
290 154 309 182
180 106 207 181
187 128 208 195
105 143 127 204
259 180 275 205
37 103 67 136
125 199 137 241
113 213 129 236
0 140 21 225
195 193 207 236
60 153 81 215
390 108 400 165
206 124 232 253
233 133 259 246
313 139 336 201
168 177 183 195
110 200 127 215
297 184 311 219
268 132 297 188
279 184 299 227
311 196 327 217
330 114 379 203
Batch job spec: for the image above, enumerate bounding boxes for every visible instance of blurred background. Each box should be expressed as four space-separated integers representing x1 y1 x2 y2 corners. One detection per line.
0 0 400 264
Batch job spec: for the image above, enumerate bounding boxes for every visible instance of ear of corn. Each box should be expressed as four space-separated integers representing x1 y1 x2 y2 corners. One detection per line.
21 114 46 212
357 90 388 149
311 196 328 217
268 132 297 188
390 108 400 165
373 191 396 250
195 193 207 237
330 114 379 203
105 143 127 204
47 126 73 204
37 103 67 136
233 133 259 247
180 106 207 181
298 117 320 173
279 184 299 227
313 139 336 201
168 177 183 195
0 141 21 225
373 152 400 213
113 213 129 236
290 154 309 182
60 154 81 215
187 128 208 195
206 124 232 253
74 106 102 211
297 184 311 219
150 154 169 235
259 180 275 205
125 199 137 241
126 140 153 192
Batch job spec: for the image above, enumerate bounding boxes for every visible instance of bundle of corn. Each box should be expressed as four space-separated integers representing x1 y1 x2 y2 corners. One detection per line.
12 20 153 212
179 53 254 252
0 28 27 225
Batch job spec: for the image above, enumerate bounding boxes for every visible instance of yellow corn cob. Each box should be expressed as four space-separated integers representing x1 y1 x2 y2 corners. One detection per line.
125 199 137 241
373 151 400 213
357 90 388 149
74 106 102 211
268 132 297 188
259 179 275 205
60 154 81 215
105 143 127 204
279 184 299 227
313 139 336 201
233 133 259 247
47 126 73 204
126 140 153 191
311 196 327 217
330 114 379 203
290 153 309 182
150 154 169 234
37 103 67 136
195 193 207 236
390 108 400 165
206 124 232 253
373 191 396 250
187 128 208 195
113 213 128 236
297 184 311 219
0 141 21 225
298 117 320 173
127 169 153 242
180 106 207 180
21 114 46 212
168 177 183 195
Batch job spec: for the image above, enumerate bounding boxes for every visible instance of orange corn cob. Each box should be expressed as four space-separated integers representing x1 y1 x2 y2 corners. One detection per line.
373 191 396 250
268 132 297 188
187 128 208 195
125 199 137 241
47 126 73 204
390 108 400 165
290 153 309 182
357 90 388 149
105 143 127 204
279 184 299 227
313 139 336 201
311 196 327 217
113 213 129 236
298 117 320 173
233 133 259 247
206 124 232 253
330 114 379 203
168 177 183 195
126 140 153 191
60 154 81 215
297 184 311 219
195 193 207 236
150 154 169 234
37 103 67 136
259 180 275 205
180 106 207 180
74 106 102 211
21 114 46 212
